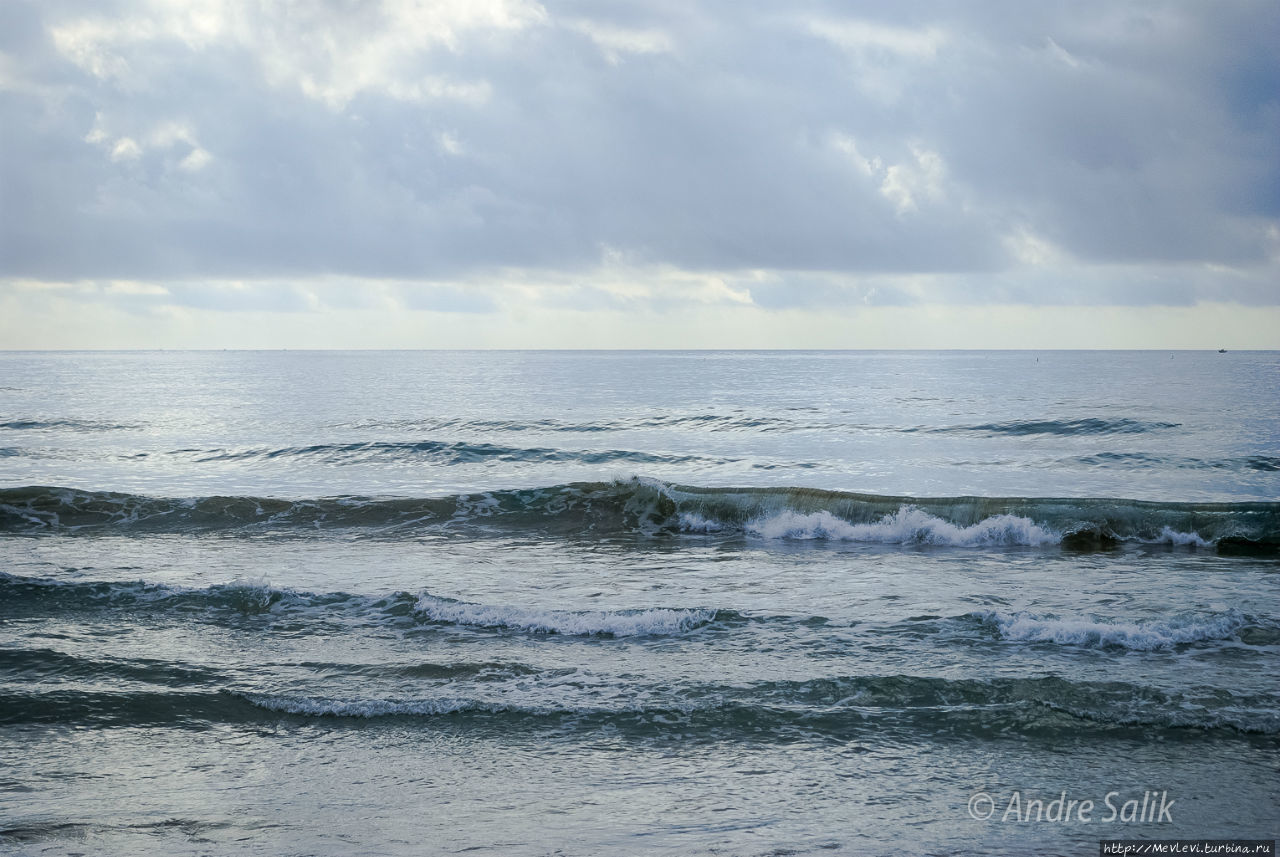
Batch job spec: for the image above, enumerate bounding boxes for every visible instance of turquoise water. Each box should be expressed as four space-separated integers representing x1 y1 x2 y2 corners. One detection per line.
1 351 1277 856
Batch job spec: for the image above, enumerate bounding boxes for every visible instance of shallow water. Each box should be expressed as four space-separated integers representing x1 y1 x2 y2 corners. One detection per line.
1 350 1277 856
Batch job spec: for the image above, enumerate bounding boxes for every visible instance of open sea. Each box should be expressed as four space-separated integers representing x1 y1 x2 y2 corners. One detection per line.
1 349 1277 857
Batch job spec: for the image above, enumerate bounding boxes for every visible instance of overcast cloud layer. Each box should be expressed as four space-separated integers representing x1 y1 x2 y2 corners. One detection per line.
1 0 1278 346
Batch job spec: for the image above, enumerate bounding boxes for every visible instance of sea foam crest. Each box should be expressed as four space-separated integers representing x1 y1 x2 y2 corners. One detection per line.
983 609 1246 650
738 507 1060 546
678 512 725 533
1152 527 1212 548
413 594 716 637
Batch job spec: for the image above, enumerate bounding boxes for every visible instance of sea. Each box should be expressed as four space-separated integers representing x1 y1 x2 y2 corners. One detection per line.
1 350 1277 857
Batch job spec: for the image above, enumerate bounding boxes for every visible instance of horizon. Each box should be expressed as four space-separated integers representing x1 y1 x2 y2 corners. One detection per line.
0 346 1273 353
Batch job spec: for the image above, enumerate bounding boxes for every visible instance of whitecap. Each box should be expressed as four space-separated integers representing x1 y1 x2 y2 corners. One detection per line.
413 594 716 637
742 506 1060 546
981 609 1246 650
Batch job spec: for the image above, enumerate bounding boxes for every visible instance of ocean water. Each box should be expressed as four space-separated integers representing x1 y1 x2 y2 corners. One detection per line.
1 349 1277 857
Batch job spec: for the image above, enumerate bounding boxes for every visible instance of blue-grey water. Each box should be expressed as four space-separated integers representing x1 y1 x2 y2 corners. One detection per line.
1 350 1277 856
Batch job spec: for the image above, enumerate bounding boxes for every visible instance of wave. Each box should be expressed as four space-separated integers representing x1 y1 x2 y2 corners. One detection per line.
0 647 230 684
414 594 717 636
0 574 726 638
976 610 1252 651
3 481 1278 550
914 418 1182 437
336 414 816 434
177 441 715 467
1062 452 1280 472
0 573 300 615
0 418 141 432
334 414 1181 438
236 674 1280 735
731 508 1060 546
5 574 1274 652
2 675 1274 737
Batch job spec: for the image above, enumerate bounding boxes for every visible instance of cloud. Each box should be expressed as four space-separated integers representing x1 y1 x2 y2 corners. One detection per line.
566 18 674 64
0 0 1277 334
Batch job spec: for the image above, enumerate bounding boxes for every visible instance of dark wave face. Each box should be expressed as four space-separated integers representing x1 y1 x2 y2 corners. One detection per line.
327 415 1187 438
0 412 1186 443
913 418 1183 436
0 418 142 432
5 678 1276 739
3 481 1278 551
177 441 718 467
1061 453 1280 472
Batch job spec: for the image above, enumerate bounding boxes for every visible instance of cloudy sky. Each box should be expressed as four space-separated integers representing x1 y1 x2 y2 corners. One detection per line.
1 0 1277 348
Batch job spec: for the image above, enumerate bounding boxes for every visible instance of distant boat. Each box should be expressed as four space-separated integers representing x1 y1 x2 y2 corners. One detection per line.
1218 348 1227 353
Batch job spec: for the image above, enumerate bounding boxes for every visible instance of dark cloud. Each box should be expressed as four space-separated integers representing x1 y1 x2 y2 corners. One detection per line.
0 0 1276 306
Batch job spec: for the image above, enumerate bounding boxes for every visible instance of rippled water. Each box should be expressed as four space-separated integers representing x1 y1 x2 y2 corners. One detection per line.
1 350 1277 856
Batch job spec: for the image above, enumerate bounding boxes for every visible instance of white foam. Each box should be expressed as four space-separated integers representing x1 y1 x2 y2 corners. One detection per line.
678 512 724 533
452 492 501 520
742 507 1060 546
1152 526 1212 548
983 609 1245 650
413 594 716 636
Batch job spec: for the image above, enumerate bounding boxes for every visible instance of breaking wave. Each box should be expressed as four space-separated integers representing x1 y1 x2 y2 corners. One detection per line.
3 481 1277 551
413 594 718 637
977 609 1252 650
732 508 1059 546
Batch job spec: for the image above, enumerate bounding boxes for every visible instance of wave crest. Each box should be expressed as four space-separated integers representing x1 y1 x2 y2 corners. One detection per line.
413 594 717 637
735 507 1059 546
3 481 1277 552
979 609 1248 650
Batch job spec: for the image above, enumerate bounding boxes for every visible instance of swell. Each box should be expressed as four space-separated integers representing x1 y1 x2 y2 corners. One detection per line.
0 574 723 637
970 609 1275 650
912 418 1182 436
335 414 818 434
3 573 1274 651
0 574 304 616
234 674 1280 736
176 441 715 467
5 481 1275 550
0 418 141 432
0 647 228 684
1061 452 1280 473
334 415 1183 437
2 675 1273 737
